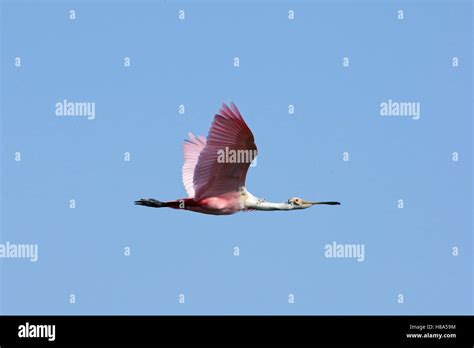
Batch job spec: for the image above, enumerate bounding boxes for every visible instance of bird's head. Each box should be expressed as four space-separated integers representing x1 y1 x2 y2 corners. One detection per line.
287 197 341 209
287 197 317 209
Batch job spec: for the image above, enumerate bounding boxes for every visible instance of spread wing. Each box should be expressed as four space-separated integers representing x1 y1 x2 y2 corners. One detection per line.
182 102 258 200
182 132 207 198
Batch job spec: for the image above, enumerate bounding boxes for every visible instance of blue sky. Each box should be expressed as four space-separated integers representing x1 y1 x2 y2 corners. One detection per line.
1 0 472 314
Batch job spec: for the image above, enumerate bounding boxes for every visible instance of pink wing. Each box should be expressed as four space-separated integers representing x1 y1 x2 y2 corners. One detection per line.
191 102 258 200
182 132 207 198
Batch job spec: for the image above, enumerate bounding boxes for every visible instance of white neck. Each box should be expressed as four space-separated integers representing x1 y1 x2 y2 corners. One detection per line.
254 201 292 211
243 189 293 211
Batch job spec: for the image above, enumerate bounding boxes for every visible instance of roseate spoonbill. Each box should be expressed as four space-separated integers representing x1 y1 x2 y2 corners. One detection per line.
135 103 340 215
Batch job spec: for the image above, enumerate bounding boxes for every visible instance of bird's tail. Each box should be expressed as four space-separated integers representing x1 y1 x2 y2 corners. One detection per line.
135 198 168 208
